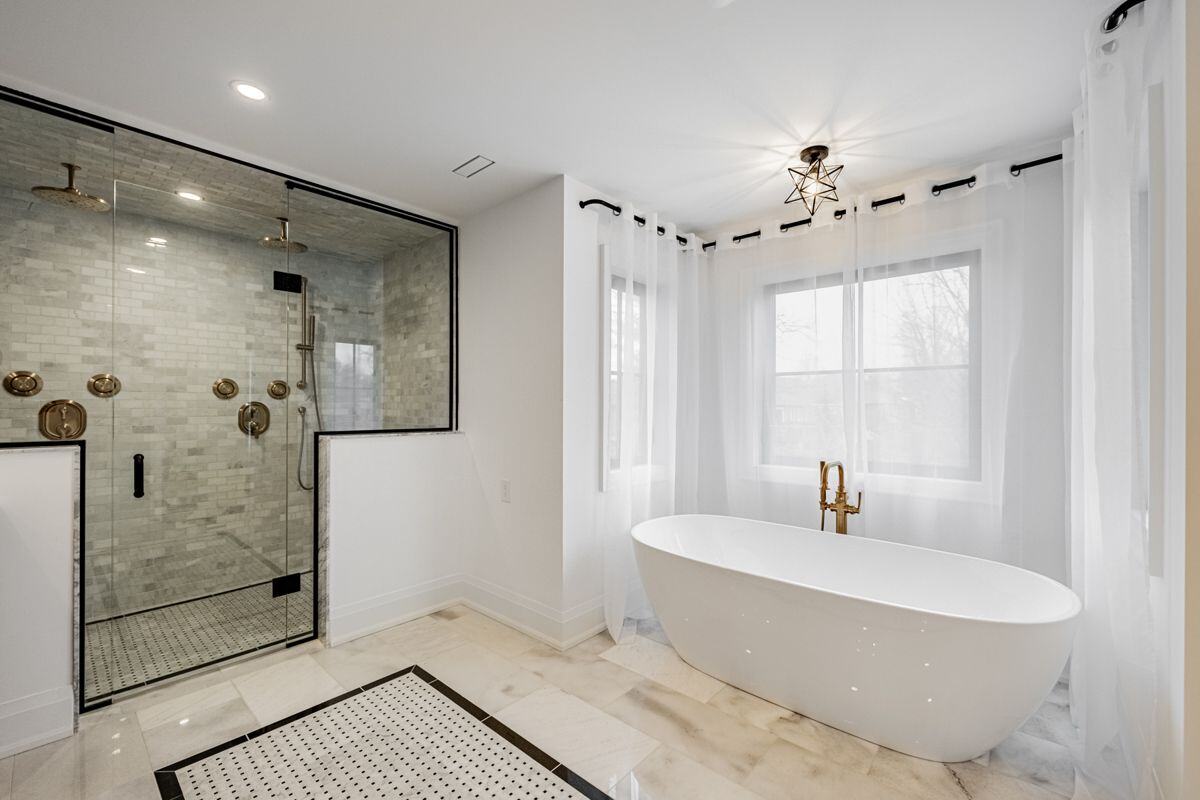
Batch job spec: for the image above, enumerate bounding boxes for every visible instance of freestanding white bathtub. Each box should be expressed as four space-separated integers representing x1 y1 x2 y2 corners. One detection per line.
632 514 1081 762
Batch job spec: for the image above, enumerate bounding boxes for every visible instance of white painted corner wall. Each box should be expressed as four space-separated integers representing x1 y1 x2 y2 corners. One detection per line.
0 447 75 759
326 176 613 652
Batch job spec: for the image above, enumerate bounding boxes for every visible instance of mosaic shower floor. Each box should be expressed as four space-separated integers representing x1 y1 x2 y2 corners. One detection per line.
85 574 314 701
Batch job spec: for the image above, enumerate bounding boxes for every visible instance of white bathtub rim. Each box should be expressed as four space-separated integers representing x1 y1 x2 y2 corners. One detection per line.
632 513 1082 628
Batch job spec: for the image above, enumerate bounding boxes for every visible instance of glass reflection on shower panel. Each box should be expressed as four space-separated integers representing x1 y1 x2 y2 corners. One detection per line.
0 98 118 704
104 178 294 699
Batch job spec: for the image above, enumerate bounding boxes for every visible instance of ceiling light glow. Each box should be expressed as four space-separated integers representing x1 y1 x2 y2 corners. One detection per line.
231 81 267 101
175 190 203 202
785 145 843 216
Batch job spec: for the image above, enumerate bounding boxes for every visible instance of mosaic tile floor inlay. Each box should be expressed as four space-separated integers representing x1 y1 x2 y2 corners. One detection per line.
154 666 609 800
86 575 314 700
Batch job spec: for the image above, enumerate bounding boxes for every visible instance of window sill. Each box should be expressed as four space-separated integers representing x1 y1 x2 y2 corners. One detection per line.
748 462 990 502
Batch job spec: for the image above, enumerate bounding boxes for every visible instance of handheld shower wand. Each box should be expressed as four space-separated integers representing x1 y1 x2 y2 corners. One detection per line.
294 277 323 490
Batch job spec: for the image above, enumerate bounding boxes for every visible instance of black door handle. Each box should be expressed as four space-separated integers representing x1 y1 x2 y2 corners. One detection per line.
133 453 144 498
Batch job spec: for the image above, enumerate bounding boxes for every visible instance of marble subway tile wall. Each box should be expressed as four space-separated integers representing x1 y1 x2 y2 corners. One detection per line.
0 188 449 621
382 231 452 429
0 183 117 618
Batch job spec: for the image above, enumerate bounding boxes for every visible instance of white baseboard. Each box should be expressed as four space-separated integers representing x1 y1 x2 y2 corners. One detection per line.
326 574 465 647
0 685 74 759
327 574 606 651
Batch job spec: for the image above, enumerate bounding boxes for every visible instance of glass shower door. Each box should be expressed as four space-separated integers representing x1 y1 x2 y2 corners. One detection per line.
91 181 297 700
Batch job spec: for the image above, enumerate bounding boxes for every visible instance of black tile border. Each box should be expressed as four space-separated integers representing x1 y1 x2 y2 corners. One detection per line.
153 665 613 800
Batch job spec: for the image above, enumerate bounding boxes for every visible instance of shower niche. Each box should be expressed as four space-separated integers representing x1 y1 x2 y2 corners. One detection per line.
0 91 456 708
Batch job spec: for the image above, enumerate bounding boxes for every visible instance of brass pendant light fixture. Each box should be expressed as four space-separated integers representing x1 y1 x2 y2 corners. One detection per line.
785 145 843 216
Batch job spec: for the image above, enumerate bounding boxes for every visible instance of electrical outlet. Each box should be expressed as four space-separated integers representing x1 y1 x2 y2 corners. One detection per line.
500 479 511 503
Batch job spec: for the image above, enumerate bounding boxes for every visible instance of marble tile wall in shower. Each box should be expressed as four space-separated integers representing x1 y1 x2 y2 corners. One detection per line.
382 231 452 429
0 185 452 622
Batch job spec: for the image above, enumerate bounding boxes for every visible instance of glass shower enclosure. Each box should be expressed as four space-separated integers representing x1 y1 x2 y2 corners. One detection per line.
0 90 456 709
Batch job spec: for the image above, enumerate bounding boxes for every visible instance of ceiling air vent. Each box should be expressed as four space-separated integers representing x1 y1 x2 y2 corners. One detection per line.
452 155 494 178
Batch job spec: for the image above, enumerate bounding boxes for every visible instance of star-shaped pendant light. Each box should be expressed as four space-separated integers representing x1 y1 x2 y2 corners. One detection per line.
785 145 843 216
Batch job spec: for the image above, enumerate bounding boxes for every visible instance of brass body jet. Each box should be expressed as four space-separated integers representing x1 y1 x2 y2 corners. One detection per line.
819 460 862 534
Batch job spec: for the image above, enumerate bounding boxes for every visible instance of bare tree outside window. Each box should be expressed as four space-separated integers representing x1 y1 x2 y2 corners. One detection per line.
764 250 981 479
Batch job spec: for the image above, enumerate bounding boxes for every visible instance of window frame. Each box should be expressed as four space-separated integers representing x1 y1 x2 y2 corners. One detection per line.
608 274 649 471
762 248 982 481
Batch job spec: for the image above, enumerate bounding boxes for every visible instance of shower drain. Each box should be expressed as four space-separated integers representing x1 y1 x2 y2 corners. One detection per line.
154 667 610 800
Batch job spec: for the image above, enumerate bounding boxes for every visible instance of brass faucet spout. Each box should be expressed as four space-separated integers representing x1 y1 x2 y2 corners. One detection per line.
818 460 861 534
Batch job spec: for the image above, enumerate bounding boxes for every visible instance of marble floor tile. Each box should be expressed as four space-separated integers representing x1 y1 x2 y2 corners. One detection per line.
11 709 151 800
215 638 325 683
0 757 12 800
634 617 671 646
370 615 467 662
1019 700 1079 749
498 686 659 792
867 746 971 800
947 760 1071 800
310 630 417 688
746 740 926 800
422 641 545 714
514 640 644 707
1046 681 1070 708
988 731 1076 797
600 635 725 702
603 679 776 784
140 693 258 769
134 681 239 731
91 774 160 800
432 605 541 658
707 684 879 773
610 745 761 800
230 654 344 726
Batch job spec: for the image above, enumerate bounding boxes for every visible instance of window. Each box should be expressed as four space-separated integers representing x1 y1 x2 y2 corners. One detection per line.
333 341 378 429
764 250 981 480
609 276 647 470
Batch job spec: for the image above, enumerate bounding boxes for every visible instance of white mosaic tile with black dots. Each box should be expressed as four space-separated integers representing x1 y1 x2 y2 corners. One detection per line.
86 574 313 700
159 670 607 800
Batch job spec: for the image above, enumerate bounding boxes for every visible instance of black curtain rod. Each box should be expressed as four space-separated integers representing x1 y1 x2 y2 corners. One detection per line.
580 151 1061 254
871 193 905 211
577 199 688 246
1104 0 1148 32
1010 154 1063 176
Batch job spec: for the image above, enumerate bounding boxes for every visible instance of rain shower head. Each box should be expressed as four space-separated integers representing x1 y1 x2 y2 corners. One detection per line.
31 163 111 212
260 217 308 253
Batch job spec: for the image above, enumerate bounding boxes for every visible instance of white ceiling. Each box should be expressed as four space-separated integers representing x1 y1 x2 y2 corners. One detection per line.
0 0 1097 232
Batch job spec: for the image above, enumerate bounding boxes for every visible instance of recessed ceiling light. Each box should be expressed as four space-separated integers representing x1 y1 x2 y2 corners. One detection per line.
231 81 267 101
147 237 167 245
176 190 203 202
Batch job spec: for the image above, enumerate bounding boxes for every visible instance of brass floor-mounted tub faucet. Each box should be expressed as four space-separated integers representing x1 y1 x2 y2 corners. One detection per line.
819 460 862 534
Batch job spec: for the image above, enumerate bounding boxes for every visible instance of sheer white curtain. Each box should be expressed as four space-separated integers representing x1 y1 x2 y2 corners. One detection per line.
597 209 693 641
689 164 1067 580
1067 3 1166 797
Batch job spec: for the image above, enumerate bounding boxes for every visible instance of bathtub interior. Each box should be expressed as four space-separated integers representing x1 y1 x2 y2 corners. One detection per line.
633 515 1080 625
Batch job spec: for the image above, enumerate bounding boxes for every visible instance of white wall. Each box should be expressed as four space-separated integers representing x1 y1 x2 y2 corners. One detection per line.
458 177 578 640
324 433 484 645
1160 0 1200 795
0 446 75 758
561 176 607 628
